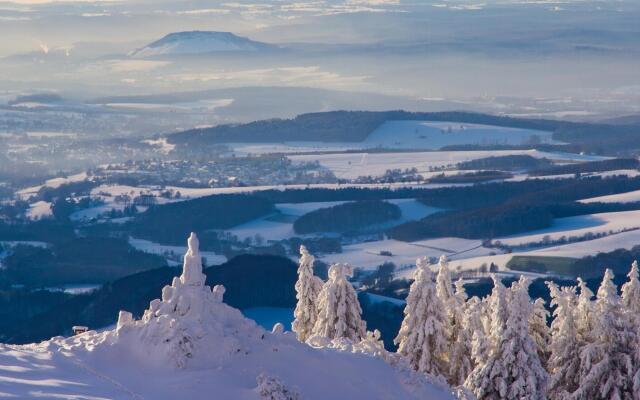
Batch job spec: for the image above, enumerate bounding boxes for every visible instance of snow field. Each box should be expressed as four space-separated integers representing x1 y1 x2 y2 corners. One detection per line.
289 149 607 180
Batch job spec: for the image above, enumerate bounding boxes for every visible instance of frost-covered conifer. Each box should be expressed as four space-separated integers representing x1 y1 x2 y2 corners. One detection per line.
486 274 508 342
573 269 640 400
436 255 454 306
574 277 595 343
448 278 474 386
465 296 487 369
546 282 581 400
529 297 551 369
292 245 324 342
311 263 365 341
395 257 449 377
622 261 640 317
465 276 548 400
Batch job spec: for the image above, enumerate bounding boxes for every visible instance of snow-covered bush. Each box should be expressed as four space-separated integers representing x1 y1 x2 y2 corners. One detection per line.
255 373 301 400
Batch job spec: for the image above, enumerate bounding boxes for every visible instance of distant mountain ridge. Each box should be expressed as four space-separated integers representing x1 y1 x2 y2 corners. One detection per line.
130 31 278 58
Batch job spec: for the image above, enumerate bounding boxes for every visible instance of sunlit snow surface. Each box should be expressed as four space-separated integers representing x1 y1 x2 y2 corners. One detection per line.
0 234 458 400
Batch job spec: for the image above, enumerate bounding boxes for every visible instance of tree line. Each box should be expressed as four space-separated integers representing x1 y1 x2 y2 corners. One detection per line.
292 247 640 399
292 200 401 234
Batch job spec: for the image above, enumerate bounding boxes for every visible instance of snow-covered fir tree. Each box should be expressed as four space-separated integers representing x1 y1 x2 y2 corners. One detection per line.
465 296 487 369
291 245 324 342
572 269 640 400
465 276 548 400
574 277 595 342
447 278 474 386
311 263 366 341
622 261 640 318
529 297 551 369
395 257 449 377
436 255 454 307
546 282 581 400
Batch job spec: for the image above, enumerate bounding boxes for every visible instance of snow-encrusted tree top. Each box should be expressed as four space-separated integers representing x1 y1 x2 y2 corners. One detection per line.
546 282 581 398
575 276 595 341
529 297 551 368
436 255 454 305
292 245 324 342
572 269 640 400
312 263 366 342
622 260 640 315
395 257 449 378
465 276 548 400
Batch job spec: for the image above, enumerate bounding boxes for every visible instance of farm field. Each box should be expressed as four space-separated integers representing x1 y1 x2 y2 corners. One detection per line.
227 199 442 241
321 237 497 271
496 209 640 247
229 121 558 155
289 149 606 180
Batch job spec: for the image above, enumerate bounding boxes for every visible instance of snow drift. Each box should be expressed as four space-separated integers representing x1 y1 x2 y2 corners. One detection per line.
0 233 461 400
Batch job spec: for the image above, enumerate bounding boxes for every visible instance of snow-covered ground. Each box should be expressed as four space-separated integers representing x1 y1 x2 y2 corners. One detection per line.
581 188 640 204
24 201 53 220
0 235 459 400
496 209 640 247
364 121 558 149
17 172 88 200
230 121 557 154
129 237 227 266
227 199 441 241
289 150 607 180
322 238 497 271
43 284 102 295
418 228 640 277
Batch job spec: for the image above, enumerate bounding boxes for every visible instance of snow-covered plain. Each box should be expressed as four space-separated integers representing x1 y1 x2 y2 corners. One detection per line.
289 150 607 180
25 201 53 220
17 172 88 200
421 228 640 276
0 235 459 400
129 237 227 266
581 188 640 204
228 199 441 241
322 238 497 271
230 121 557 155
365 121 558 149
497 209 640 247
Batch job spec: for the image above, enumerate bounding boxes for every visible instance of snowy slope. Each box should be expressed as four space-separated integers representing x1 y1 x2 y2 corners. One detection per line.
25 200 53 220
131 31 277 58
289 150 606 180
497 209 640 247
322 238 496 270
365 121 558 149
580 188 640 204
227 199 441 241
0 234 461 400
